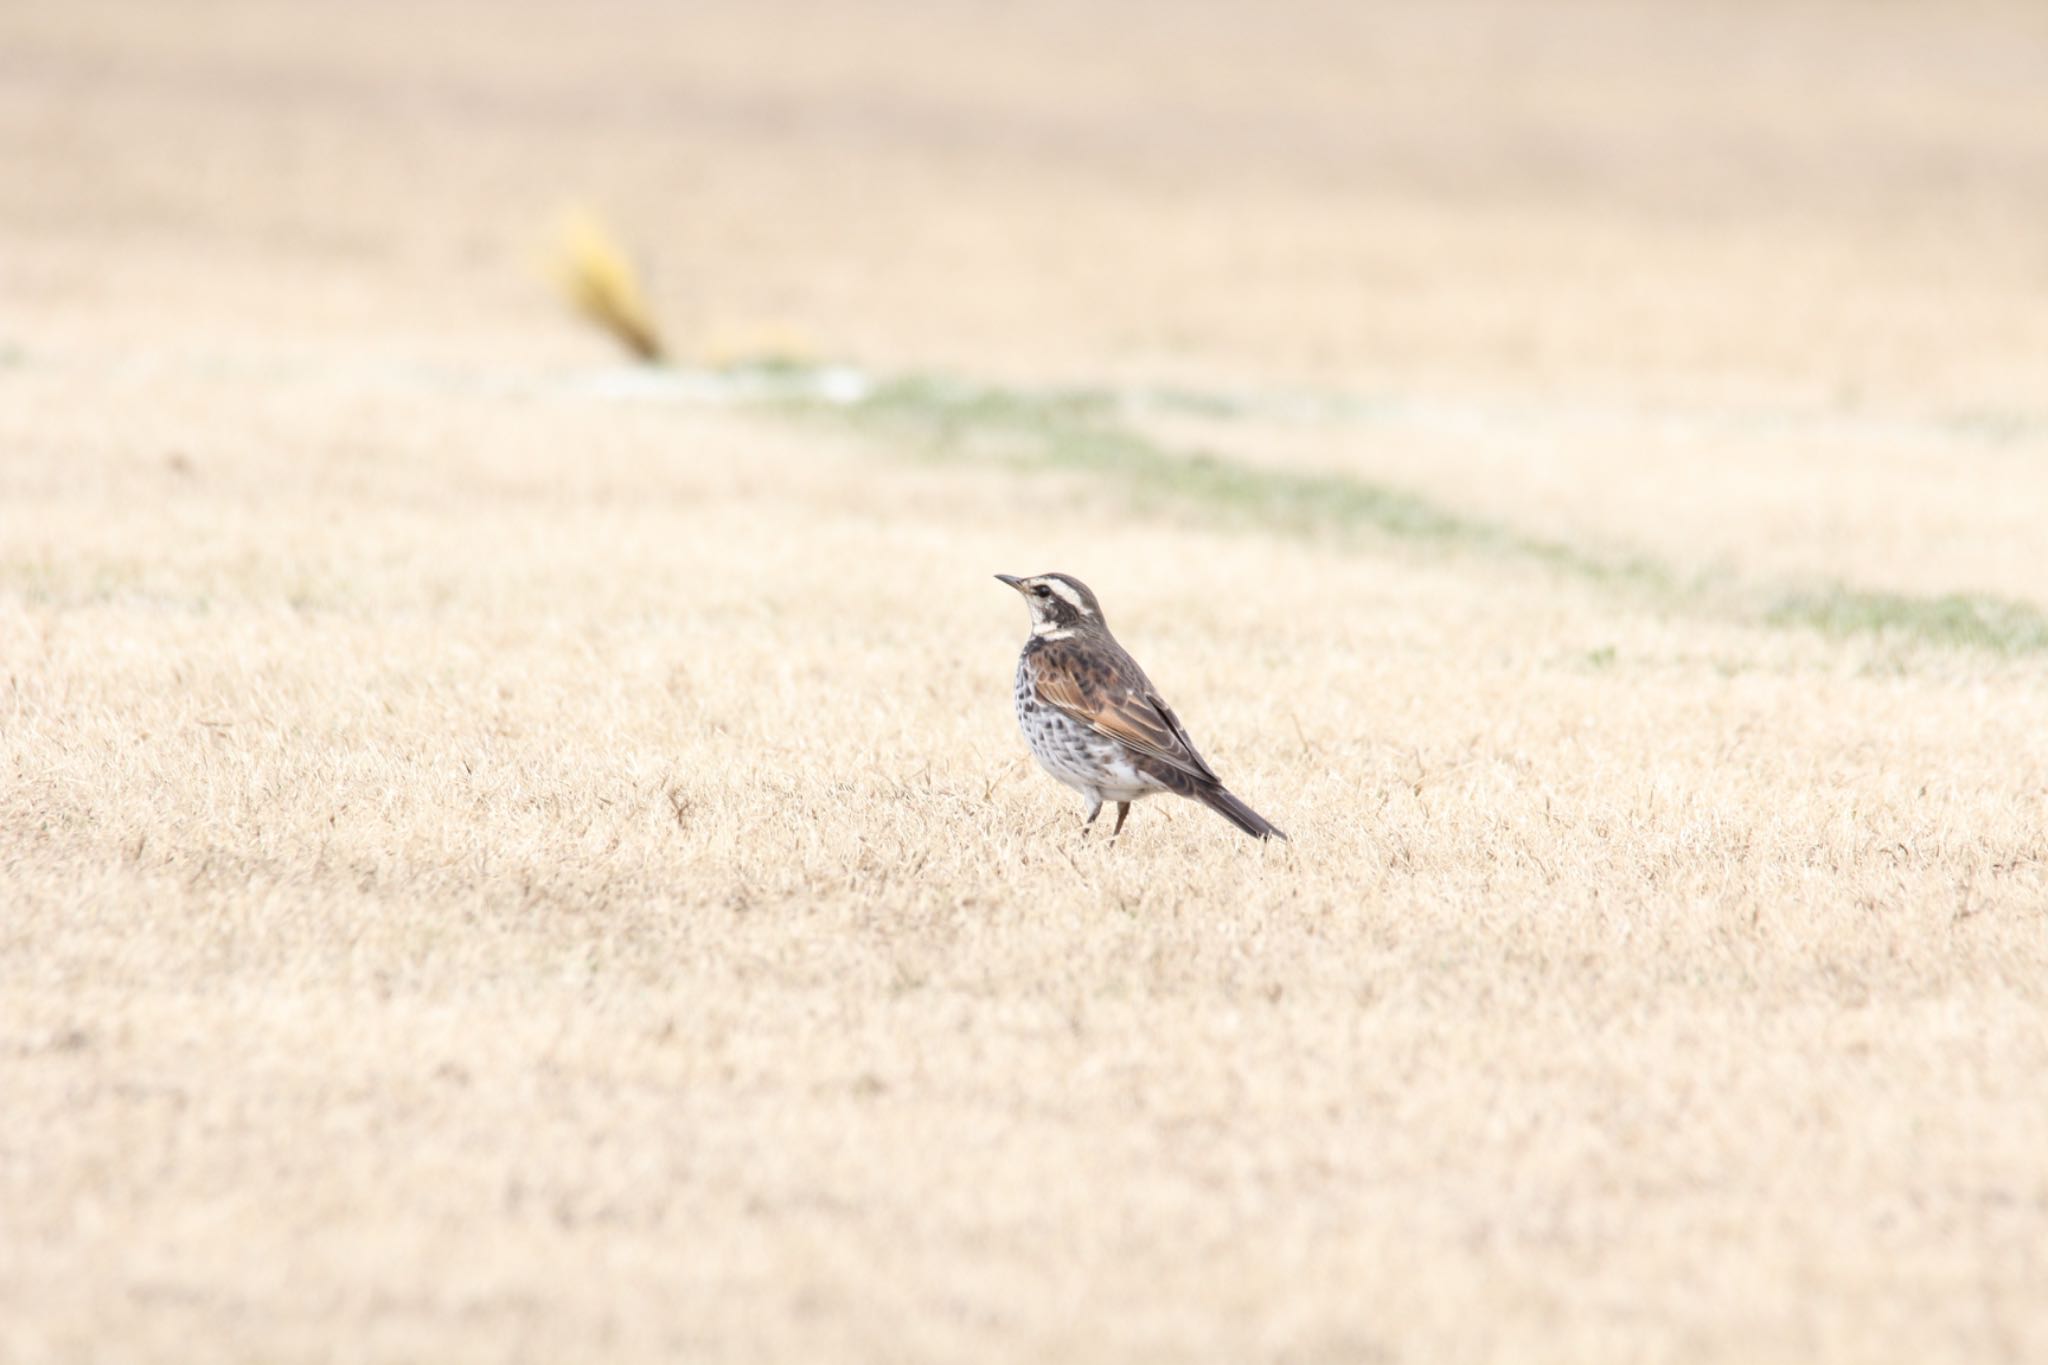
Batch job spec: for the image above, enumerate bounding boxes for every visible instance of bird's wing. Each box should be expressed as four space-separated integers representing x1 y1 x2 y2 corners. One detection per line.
1143 693 1220 784
1031 644 1220 784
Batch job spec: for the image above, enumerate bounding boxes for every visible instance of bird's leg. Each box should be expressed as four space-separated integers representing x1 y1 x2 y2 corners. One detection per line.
1082 794 1104 834
1111 802 1131 837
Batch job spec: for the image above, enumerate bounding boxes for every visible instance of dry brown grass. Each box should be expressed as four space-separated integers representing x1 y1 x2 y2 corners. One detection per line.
5 1 2048 1362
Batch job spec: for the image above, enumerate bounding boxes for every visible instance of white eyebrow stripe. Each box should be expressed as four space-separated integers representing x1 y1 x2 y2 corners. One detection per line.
1044 579 1086 611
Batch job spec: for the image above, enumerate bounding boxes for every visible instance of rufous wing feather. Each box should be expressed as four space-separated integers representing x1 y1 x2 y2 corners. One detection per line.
1032 663 1219 784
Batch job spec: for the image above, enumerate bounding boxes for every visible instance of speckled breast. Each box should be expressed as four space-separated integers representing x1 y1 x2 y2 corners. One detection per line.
1014 653 1150 796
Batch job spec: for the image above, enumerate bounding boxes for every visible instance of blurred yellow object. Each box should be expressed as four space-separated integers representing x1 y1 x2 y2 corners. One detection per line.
548 205 664 362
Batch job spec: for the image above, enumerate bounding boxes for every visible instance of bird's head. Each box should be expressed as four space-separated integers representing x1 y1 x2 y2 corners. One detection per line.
996 572 1105 636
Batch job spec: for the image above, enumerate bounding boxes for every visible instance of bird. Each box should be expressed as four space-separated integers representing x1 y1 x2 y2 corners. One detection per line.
995 572 1286 841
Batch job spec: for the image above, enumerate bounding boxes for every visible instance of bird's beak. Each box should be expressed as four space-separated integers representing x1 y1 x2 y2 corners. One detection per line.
994 574 1025 592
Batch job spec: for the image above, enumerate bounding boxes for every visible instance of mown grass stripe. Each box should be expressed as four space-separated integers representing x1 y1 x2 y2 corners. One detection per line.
760 368 2048 657
1767 589 2048 654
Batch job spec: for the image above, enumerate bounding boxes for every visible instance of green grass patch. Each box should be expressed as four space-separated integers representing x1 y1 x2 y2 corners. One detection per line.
785 372 1676 591
1768 588 2048 655
760 366 2048 657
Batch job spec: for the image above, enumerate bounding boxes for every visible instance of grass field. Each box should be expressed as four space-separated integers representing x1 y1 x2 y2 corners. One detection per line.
4 1 2048 1361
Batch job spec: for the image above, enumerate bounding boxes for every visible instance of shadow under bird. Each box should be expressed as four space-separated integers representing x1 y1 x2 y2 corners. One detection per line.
996 573 1287 841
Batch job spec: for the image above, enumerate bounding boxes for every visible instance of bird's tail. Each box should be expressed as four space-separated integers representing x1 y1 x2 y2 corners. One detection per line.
1194 784 1288 841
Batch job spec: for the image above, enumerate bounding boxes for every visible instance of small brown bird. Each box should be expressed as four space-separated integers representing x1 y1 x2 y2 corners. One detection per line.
997 572 1286 841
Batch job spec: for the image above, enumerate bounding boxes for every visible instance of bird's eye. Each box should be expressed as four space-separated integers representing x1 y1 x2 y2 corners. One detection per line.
1033 585 1051 598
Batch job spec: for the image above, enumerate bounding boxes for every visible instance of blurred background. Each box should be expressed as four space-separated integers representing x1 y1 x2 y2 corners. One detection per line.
8 0 2045 406
8 6 2048 1362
